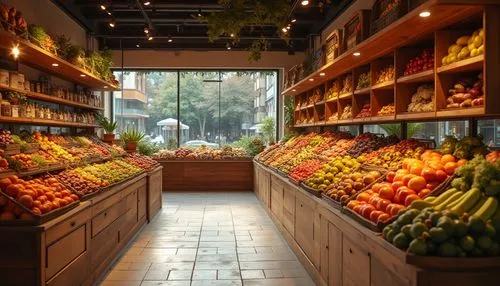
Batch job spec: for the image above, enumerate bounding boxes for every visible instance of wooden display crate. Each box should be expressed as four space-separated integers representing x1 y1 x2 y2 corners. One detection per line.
370 0 409 36
342 10 371 53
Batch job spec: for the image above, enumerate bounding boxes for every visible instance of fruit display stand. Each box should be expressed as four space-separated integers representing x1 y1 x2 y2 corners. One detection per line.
0 173 149 286
147 165 163 221
159 159 254 192
286 1 500 127
253 161 500 286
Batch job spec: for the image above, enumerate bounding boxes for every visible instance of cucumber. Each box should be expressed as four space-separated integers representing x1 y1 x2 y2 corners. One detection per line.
468 196 487 216
450 188 481 215
434 191 464 211
472 197 499 222
431 188 458 206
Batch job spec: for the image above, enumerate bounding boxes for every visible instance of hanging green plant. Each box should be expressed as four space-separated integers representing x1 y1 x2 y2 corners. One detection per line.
201 0 292 62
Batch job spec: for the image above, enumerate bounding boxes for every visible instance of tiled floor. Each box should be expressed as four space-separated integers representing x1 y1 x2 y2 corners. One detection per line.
100 192 315 286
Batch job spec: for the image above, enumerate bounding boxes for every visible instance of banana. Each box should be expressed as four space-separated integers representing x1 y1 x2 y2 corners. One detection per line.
467 196 487 216
409 200 434 210
431 188 458 206
472 197 499 222
424 196 436 203
450 188 481 215
447 193 467 209
434 191 464 211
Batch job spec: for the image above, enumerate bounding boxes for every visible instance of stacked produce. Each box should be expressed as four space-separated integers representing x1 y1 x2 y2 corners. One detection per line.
442 28 484 66
0 175 79 220
364 139 426 169
438 135 488 160
304 156 363 192
340 74 353 95
79 160 142 185
54 169 104 197
289 159 324 183
445 73 484 109
0 3 28 35
377 103 395 116
0 129 14 146
0 150 9 171
312 88 324 102
324 170 383 203
355 102 371 118
124 153 159 170
375 65 395 84
152 146 249 161
356 72 370 90
326 80 340 100
383 155 500 257
403 49 434 76
340 105 353 120
346 151 458 224
344 133 399 157
328 112 338 121
408 84 434 112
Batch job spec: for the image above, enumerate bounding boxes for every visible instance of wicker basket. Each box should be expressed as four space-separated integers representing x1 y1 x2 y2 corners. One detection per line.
370 0 409 36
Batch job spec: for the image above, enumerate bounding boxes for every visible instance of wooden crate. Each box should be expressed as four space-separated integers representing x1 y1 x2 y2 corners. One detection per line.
343 10 371 53
325 29 343 64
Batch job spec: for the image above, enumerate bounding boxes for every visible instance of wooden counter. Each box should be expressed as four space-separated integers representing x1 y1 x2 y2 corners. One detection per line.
253 161 499 286
159 160 253 191
0 170 162 286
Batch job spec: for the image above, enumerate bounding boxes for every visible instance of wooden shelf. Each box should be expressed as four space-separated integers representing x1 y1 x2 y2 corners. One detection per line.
436 107 485 118
315 100 326 105
354 87 371 95
0 84 104 110
338 92 353 99
0 116 99 128
282 1 482 96
371 80 395 90
370 115 396 122
324 119 338 125
0 30 119 91
437 55 484 74
396 111 436 120
352 117 371 123
326 97 338 103
397 70 434 84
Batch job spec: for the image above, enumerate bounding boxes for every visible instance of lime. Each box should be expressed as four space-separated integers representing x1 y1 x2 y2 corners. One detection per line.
408 238 427 255
459 235 475 252
477 236 493 251
393 233 411 250
401 225 412 237
429 227 448 243
429 212 443 226
438 242 457 257
468 216 485 233
437 216 455 237
386 229 397 243
453 220 468 237
410 222 428 239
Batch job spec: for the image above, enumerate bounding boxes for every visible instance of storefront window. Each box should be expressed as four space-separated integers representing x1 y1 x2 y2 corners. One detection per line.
112 70 278 148
477 119 500 148
409 121 469 146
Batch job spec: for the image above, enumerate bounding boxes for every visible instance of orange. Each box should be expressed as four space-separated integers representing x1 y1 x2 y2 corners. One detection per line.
443 162 458 175
402 174 416 186
370 210 384 223
0 211 15 221
457 159 468 167
418 188 431 198
361 205 376 219
408 176 426 192
377 213 391 223
391 181 405 192
357 192 372 202
404 194 421 207
379 186 395 200
440 154 456 165
376 199 391 212
421 167 437 182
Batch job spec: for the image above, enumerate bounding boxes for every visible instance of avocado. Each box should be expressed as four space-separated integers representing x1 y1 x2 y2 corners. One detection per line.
429 227 448 243
459 235 475 252
453 220 468 237
438 242 458 257
437 216 455 237
393 233 411 250
410 222 428 239
401 224 412 237
408 238 427 256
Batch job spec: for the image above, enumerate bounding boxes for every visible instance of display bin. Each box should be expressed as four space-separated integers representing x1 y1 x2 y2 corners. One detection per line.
370 0 409 36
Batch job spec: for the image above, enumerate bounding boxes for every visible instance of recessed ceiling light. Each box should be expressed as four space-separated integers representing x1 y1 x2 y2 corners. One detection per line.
291 19 297 23
230 33 234 37
143 1 151 6
353 52 361 56
100 5 106 10
309 78 314 82
109 18 116 28
144 27 149 34
292 89 297 92
148 36 153 41
301 0 309 6
136 44 140 48
320 73 325 77
419 11 431 17
52 63 59 67
282 27 288 33
80 74 86 77
11 45 20 59
168 38 173 43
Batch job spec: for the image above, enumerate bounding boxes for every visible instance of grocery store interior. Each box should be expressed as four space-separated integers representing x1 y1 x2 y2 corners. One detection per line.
1 0 500 286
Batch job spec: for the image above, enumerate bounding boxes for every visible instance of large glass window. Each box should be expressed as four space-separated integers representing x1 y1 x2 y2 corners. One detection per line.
478 119 500 147
112 70 278 148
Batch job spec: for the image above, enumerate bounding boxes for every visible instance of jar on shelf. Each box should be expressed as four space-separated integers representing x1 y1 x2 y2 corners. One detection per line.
0 70 9 86
11 104 19 118
1 100 12 117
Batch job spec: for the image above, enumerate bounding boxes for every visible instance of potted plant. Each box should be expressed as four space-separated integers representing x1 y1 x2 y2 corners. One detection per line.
120 129 145 152
99 117 118 142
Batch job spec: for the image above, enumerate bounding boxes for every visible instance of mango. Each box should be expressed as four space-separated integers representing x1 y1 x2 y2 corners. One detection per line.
473 36 483 48
448 44 461 55
456 36 470 46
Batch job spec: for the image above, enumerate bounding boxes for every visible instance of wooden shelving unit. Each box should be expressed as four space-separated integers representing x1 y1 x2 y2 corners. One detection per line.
0 30 119 91
0 84 104 111
0 116 99 128
289 2 500 128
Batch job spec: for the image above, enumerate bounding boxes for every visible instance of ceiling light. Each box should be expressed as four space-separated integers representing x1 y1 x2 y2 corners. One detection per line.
148 36 153 41
230 33 234 37
291 19 297 23
353 52 361 56
301 0 309 6
11 45 20 59
143 1 151 6
80 74 86 77
292 89 297 92
198 9 202 17
136 44 140 48
144 27 149 34
107 11 112 16
168 37 173 43
282 27 288 33
309 78 314 82
320 72 325 77
419 11 431 17
286 26 291 30
109 18 116 28
52 63 59 67
226 42 232 50
100 5 106 10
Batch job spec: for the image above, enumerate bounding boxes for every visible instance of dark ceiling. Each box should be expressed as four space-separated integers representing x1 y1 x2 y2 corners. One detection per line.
53 0 352 52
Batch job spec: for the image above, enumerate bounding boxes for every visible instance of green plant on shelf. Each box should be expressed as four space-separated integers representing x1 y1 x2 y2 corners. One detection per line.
261 117 276 145
120 129 145 144
98 117 118 134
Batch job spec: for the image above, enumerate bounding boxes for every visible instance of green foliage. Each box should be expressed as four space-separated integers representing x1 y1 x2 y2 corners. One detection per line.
86 48 114 80
167 137 178 150
99 117 118 134
121 129 145 143
284 96 295 128
380 123 423 139
138 141 162 156
202 0 292 62
281 132 298 143
233 135 265 157
261 117 276 144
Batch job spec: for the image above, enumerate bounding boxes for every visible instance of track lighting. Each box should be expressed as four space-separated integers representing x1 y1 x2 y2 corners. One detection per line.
148 36 154 41
291 18 297 23
11 45 20 59
282 27 288 33
198 9 202 17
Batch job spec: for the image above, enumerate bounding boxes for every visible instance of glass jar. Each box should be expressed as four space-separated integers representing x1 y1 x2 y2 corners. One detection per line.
1 100 12 117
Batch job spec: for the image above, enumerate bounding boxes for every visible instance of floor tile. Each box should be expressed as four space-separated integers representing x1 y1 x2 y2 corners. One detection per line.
167 270 192 280
191 280 242 286
241 270 265 280
217 270 241 280
192 270 217 280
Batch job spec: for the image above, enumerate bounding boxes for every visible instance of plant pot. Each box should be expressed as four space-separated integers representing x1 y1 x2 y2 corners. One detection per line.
103 133 115 142
126 141 138 151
